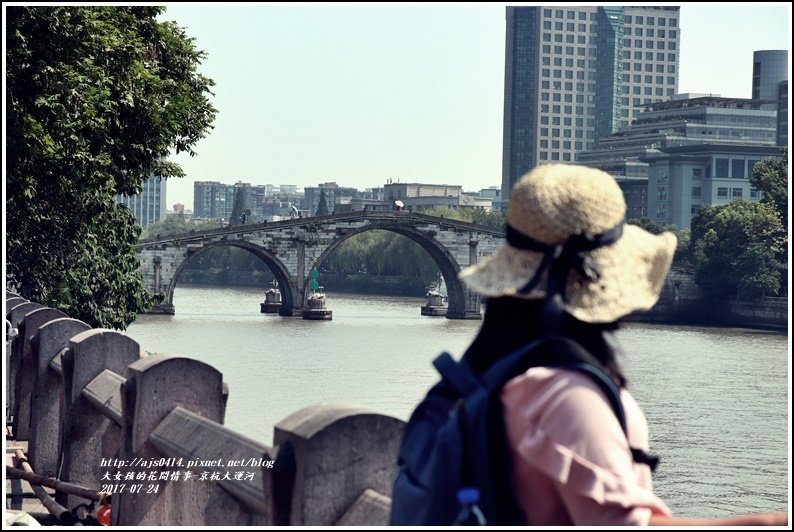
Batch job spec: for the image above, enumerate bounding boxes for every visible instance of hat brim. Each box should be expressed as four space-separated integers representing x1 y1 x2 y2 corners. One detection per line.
458 225 677 323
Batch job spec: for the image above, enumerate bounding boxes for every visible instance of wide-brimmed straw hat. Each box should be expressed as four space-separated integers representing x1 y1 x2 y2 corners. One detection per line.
459 164 677 323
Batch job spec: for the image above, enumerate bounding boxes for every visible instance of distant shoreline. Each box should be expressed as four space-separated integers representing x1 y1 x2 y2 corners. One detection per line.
171 278 787 333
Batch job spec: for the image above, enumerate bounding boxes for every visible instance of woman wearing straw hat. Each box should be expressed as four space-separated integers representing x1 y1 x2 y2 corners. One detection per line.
457 164 787 526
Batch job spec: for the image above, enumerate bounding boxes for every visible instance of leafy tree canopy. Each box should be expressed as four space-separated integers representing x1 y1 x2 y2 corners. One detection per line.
751 147 788 228
6 6 217 328
422 207 506 229
690 201 784 301
321 230 438 281
627 217 675 235
750 147 789 294
628 217 692 265
139 214 221 240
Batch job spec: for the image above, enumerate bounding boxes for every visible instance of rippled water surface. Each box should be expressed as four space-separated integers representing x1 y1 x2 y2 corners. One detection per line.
126 285 790 517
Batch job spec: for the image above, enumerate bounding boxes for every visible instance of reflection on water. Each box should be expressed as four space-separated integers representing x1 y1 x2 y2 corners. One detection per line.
126 285 789 518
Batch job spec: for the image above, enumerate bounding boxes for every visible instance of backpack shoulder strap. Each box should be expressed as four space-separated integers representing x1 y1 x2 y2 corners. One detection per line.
433 352 479 396
520 337 627 434
483 335 659 471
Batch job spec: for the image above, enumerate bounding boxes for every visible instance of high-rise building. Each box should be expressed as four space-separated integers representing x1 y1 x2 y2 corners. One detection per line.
777 79 788 147
643 142 781 230
193 180 235 220
751 50 787 102
577 95 778 228
578 95 778 178
303 182 359 216
116 175 166 226
502 5 680 203
193 181 273 221
751 50 789 146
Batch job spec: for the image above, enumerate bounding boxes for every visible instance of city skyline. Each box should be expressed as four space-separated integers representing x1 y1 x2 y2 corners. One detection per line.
159 3 791 210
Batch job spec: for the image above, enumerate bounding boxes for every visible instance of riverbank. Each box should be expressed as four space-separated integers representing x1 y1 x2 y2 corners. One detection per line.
631 300 788 331
636 267 788 331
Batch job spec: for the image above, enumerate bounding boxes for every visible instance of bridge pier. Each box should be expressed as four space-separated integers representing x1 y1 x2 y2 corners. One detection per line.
445 309 483 320
147 302 175 315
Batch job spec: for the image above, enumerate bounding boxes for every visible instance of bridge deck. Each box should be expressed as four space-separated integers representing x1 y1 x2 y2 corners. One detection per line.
138 210 505 246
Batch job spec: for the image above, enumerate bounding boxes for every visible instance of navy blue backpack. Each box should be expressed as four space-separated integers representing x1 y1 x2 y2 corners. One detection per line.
389 336 651 526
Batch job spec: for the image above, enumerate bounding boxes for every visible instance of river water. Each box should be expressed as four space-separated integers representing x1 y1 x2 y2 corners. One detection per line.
125 285 790 518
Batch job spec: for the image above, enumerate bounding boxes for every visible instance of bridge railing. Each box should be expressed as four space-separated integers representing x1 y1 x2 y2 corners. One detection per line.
138 209 505 246
5 290 405 526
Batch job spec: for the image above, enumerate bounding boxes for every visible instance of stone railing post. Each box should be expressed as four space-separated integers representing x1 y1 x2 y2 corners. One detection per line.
28 318 91 476
59 329 142 509
6 301 43 416
273 403 405 525
114 355 225 526
12 307 67 440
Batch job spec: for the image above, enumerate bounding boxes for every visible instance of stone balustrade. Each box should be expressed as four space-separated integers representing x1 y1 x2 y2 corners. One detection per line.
5 290 404 526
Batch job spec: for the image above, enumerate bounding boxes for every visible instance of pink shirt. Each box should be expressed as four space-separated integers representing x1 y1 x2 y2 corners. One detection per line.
501 367 672 526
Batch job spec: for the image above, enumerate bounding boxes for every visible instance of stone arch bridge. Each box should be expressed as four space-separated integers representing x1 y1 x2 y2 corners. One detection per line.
137 211 506 319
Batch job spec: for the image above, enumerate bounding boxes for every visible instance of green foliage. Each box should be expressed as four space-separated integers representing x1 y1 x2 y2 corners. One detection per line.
6 6 217 328
321 230 438 285
139 214 220 239
751 147 788 228
230 187 247 225
750 147 788 293
627 217 674 235
184 246 271 274
690 201 784 300
421 207 506 228
180 246 274 287
315 191 330 216
422 207 468 221
314 208 506 289
470 208 506 228
628 218 692 265
672 228 692 266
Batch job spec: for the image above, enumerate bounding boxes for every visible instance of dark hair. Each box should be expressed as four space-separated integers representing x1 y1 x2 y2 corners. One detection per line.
461 296 627 388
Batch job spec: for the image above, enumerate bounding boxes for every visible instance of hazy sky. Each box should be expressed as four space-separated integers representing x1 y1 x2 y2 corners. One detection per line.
160 3 791 210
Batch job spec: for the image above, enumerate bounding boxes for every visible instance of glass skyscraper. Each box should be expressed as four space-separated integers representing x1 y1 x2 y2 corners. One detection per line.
751 49 788 145
116 175 166 227
502 5 680 203
751 50 787 101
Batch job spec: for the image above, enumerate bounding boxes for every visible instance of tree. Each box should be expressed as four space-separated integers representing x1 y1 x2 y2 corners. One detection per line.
628 218 692 266
627 217 673 235
750 148 788 294
470 208 506 229
422 207 506 228
751 147 788 228
315 191 330 216
139 215 220 240
690 201 784 301
6 6 217 328
230 186 247 225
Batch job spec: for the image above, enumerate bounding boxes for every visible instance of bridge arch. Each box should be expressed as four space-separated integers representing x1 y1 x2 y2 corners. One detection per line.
308 221 471 318
139 212 503 318
167 241 297 316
